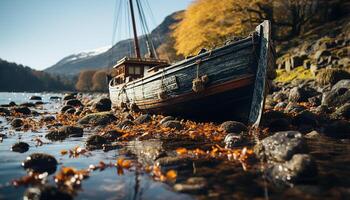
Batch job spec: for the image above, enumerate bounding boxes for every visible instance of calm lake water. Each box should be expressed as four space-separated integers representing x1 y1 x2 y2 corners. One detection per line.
0 92 192 200
0 92 350 200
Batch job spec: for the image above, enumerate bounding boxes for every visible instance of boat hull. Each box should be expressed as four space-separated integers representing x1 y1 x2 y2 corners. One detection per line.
109 21 275 124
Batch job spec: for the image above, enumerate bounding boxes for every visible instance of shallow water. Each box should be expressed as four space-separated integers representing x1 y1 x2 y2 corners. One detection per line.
0 92 349 200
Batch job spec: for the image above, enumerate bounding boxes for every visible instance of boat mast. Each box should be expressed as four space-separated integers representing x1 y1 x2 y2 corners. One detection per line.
129 0 141 59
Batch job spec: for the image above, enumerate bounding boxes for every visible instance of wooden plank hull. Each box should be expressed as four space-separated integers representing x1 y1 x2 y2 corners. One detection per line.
109 21 274 124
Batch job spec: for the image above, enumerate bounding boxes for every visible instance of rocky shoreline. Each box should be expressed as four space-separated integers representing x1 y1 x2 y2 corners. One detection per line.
0 82 350 199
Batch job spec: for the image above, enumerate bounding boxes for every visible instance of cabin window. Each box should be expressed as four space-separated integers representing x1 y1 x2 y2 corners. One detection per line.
135 67 141 75
128 66 135 74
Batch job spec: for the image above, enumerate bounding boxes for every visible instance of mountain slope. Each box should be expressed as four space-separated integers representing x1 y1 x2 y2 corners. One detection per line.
44 11 182 76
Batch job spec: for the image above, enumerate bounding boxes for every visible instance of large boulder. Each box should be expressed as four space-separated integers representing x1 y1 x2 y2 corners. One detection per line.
78 112 117 126
254 131 307 162
322 79 350 107
93 98 112 112
268 154 317 185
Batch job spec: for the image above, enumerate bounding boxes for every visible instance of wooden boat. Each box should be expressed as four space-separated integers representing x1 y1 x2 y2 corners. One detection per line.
109 0 275 125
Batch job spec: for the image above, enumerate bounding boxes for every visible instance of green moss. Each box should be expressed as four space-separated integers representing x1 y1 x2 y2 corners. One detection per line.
275 66 314 83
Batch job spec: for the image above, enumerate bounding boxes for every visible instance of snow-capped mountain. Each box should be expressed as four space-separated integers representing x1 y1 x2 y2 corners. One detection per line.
44 11 182 77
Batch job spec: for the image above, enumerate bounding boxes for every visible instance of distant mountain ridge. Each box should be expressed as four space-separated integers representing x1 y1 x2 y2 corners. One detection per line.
44 11 182 76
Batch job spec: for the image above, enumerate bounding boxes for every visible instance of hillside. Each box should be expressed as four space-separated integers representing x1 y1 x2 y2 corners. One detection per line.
44 11 182 76
0 59 72 92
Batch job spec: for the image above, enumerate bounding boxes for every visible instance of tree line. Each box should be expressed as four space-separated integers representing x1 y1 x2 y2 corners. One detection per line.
75 69 108 92
0 58 73 92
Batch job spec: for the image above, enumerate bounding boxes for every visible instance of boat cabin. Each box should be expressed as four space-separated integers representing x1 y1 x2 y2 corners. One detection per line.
111 57 169 85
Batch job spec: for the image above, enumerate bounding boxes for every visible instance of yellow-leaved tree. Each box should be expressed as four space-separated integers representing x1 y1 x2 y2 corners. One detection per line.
172 0 247 56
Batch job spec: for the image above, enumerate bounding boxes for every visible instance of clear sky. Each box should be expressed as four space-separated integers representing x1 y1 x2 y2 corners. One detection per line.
0 0 192 70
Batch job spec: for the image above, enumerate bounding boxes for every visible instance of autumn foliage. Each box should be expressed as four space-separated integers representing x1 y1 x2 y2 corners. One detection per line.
172 0 347 56
75 69 108 92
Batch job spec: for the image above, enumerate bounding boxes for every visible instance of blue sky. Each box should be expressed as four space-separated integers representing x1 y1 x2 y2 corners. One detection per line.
0 0 192 70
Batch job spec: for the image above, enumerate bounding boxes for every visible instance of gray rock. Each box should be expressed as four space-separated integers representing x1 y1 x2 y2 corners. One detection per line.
269 154 317 185
220 121 247 134
254 131 307 162
134 114 152 124
224 133 246 148
11 142 29 153
323 120 350 139
11 118 23 128
78 112 117 126
93 98 111 112
289 87 305 102
29 96 42 100
332 103 350 119
308 96 321 107
65 99 83 107
322 79 350 107
22 153 57 174
24 186 72 200
274 102 288 110
162 120 183 130
285 102 306 113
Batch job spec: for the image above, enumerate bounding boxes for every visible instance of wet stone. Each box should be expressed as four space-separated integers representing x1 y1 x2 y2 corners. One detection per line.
64 108 76 114
50 96 61 100
224 133 246 148
9 101 16 106
269 154 317 185
13 106 31 115
159 116 175 125
60 105 74 113
78 112 117 126
254 131 307 162
322 79 350 107
134 114 152 124
161 120 183 130
11 118 23 128
102 130 123 141
220 121 247 134
22 153 57 174
24 185 72 200
29 96 42 100
85 135 109 150
43 115 55 122
35 101 44 106
93 97 112 112
11 142 29 153
174 177 208 193
0 107 10 116
45 126 83 141
65 99 83 107
63 93 76 101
